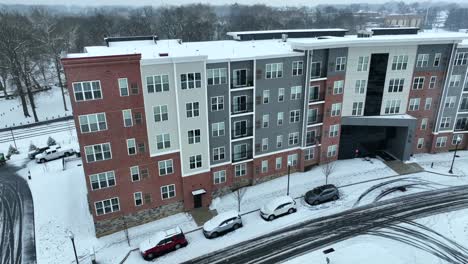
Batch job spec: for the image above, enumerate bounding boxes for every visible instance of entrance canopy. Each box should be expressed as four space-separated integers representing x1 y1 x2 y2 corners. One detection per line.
192 189 207 196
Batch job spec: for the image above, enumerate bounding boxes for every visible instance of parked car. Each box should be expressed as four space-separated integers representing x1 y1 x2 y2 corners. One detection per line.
139 226 188 260
35 145 75 163
304 184 339 205
260 195 297 221
28 146 50 160
203 210 243 239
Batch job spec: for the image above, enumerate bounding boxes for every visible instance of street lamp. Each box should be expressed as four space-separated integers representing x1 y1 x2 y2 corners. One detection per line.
67 230 79 264
449 135 462 174
287 160 292 196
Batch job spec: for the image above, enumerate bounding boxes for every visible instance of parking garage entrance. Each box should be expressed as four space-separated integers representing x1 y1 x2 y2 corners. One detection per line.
339 115 417 161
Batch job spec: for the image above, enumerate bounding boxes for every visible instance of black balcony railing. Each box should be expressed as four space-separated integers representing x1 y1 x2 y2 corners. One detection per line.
232 151 253 162
231 102 254 114
231 79 254 89
306 136 321 146
231 126 253 139
307 116 323 125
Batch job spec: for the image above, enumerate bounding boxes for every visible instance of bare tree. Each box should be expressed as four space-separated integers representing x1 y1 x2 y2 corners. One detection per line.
321 160 336 185
232 184 248 213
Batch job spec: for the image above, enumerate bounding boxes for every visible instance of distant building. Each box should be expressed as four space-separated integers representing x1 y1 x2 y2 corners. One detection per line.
385 14 424 28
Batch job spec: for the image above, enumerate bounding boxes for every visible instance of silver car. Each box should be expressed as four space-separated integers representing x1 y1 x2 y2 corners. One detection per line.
203 210 243 239
305 184 339 205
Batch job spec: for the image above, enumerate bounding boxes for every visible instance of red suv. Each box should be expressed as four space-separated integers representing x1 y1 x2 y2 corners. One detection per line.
139 226 188 260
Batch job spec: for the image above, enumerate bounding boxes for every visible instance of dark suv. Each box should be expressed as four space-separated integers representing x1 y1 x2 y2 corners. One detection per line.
139 226 188 260
305 184 339 205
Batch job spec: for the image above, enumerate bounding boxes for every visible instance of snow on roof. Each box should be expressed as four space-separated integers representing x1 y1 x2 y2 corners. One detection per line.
264 196 294 212
203 210 239 231
227 28 347 36
460 38 468 48
139 226 182 252
354 114 417 120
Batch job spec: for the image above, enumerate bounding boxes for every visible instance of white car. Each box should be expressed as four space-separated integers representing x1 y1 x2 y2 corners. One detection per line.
203 210 243 238
260 195 297 221
35 145 75 163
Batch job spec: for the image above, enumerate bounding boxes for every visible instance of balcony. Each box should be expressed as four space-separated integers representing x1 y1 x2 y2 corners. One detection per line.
231 79 254 89
232 151 253 163
306 135 321 147
232 126 253 140
307 116 323 126
455 118 468 131
231 102 254 115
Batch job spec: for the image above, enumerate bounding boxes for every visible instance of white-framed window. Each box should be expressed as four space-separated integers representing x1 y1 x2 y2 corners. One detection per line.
261 138 269 151
333 80 344 95
122 109 133 127
310 62 321 78
278 88 285 102
263 90 270 104
417 138 424 149
233 69 248 87
161 184 176 200
130 166 140 181
452 135 464 145
289 110 300 123
429 76 437 89
189 155 202 169
146 74 169 93
440 117 451 128
277 112 284 126
388 78 404 92
159 159 173 176
235 163 246 177
212 122 225 137
434 53 441 67
79 113 107 133
425 98 432 110
276 157 282 170
309 85 320 101
261 160 268 173
408 98 420 111
454 52 468 66
207 68 227 85
233 120 248 137
335 57 346 71
416 54 429 67
331 103 342 117
449 75 461 87
292 61 304 76
186 102 200 118
188 129 201 144
421 118 428 130
211 96 224 111
445 96 457 108
213 146 225 161
134 192 143 206
456 117 468 130
73 80 102 102
262 114 269 128
355 80 366 94
266 63 283 79
95 197 119 216
213 170 226 184
153 105 168 122
327 145 337 157
329 124 339 137
180 72 201 90
352 102 364 116
127 138 136 155
288 153 298 166
436 137 447 148
288 132 299 145
85 143 112 163
290 86 302 100
384 99 401 114
156 133 171 150
233 144 248 160
391 55 408 70
305 148 314 160
357 56 369 71
118 78 129 96
412 77 425 90
89 171 115 190
276 135 283 148
307 108 318 124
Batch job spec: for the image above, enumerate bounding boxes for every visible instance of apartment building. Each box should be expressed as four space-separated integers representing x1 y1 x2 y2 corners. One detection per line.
61 28 468 236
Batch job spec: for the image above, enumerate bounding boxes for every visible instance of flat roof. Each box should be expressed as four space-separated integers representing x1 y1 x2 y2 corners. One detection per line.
227 28 347 36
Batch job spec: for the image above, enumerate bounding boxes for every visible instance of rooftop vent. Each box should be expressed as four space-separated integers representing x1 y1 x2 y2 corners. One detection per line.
357 30 373 38
281 34 288 42
104 35 159 47
159 53 168 57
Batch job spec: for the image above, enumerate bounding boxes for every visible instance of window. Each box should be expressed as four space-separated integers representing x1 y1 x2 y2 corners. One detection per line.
440 117 451 129
287 154 298 166
131 83 139 95
207 68 227 85
213 170 226 184
331 103 342 117
85 143 112 163
332 80 344 95
146 74 169 93
188 129 201 144
277 112 284 126
329 124 339 137
127 138 136 155
79 113 107 133
278 88 285 102
327 145 337 157
161 184 176 200
445 96 457 108
73 81 102 102
189 155 202 169
212 122 225 137
134 192 143 206
307 108 318 124
357 56 369 71
408 98 420 111
335 57 346 71
235 164 246 177
461 97 468 111
130 166 140 181
416 54 429 67
156 134 171 150
233 120 248 137
233 96 248 113
276 135 283 148
153 105 168 122
263 90 270 104
290 86 302 100
211 96 224 111
261 160 268 173
355 80 366 94
159 159 173 176
452 135 464 145
434 53 441 67
122 109 133 127
261 138 268 151
424 98 432 110
134 112 143 125
233 144 248 160
276 157 282 170
352 102 364 116
95 197 119 216
436 137 447 148
186 102 200 118
289 110 301 123
449 75 461 87
266 63 283 79
118 78 129 96
421 118 428 130
417 138 424 149
292 61 303 76
213 147 225 161
305 148 314 160
388 78 404 92
384 99 401 114
454 52 468 66
309 86 319 101
412 77 425 90
306 130 316 146
288 132 299 145
180 73 202 90
391 55 408 70
429 76 437 89
455 117 468 130
233 69 247 87
89 171 115 190
262 114 269 128
310 62 321 78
